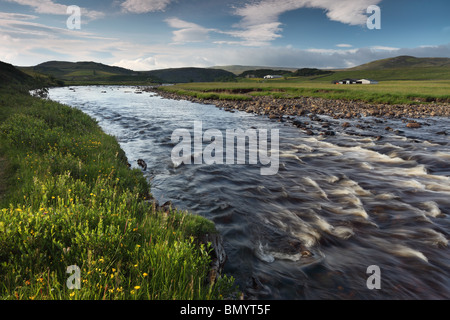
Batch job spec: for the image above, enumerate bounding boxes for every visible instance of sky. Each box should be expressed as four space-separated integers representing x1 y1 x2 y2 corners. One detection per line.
0 0 449 70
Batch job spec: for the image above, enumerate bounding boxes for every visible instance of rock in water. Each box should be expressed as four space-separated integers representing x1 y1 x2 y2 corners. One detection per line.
137 159 147 171
407 122 421 128
200 233 227 285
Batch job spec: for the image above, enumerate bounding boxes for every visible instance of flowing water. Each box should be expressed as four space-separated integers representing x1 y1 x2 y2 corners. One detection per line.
48 86 450 300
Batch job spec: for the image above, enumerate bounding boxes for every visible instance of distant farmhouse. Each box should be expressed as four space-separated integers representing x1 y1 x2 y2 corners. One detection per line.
264 75 283 79
358 78 379 84
333 78 379 84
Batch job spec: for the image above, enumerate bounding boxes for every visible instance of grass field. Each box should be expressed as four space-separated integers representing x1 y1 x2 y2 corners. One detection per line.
0 83 237 300
158 79 450 105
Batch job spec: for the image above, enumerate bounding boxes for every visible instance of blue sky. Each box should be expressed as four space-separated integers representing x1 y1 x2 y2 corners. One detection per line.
0 0 449 70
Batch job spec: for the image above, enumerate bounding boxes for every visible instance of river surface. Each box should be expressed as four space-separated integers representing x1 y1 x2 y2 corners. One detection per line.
48 86 450 300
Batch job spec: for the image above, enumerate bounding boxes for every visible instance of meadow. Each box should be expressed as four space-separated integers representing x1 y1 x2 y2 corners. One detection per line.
0 84 237 300
158 79 450 105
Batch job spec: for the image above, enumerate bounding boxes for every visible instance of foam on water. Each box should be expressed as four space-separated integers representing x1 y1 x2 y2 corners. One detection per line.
303 177 328 199
389 245 429 262
422 201 443 217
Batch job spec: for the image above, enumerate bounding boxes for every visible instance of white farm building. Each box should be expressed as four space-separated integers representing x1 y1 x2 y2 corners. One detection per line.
333 78 379 85
264 75 283 79
358 79 379 84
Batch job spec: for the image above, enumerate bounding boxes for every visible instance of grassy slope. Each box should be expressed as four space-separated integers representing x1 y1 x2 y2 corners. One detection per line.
347 55 450 70
0 64 236 300
159 78 450 105
21 62 237 85
314 66 450 82
210 65 299 75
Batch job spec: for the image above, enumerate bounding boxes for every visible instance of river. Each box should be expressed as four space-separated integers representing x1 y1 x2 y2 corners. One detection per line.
48 85 450 300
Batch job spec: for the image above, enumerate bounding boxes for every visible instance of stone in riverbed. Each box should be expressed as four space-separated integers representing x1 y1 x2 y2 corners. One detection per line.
406 122 421 128
320 130 335 136
292 119 303 127
342 122 351 128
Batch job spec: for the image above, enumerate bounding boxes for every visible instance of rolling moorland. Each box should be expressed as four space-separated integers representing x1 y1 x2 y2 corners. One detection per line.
17 55 450 106
162 56 450 106
0 61 237 300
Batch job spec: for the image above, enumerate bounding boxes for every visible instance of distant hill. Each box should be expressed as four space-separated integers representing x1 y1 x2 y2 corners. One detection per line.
210 65 298 75
24 61 155 84
238 69 294 78
143 67 236 83
237 68 333 78
33 61 137 78
8 55 450 86
348 55 450 71
313 56 450 82
20 61 236 84
0 61 35 88
292 68 334 77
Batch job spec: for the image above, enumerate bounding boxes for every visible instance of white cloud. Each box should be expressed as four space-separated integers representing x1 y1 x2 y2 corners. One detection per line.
220 22 283 46
121 0 173 13
4 0 105 20
336 44 353 48
228 0 383 46
0 12 38 20
0 16 119 65
370 46 400 51
5 0 67 15
165 18 215 43
113 57 157 70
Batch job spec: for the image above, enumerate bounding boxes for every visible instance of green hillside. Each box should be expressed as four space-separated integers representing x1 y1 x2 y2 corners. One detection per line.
210 65 298 75
23 61 158 84
348 55 450 71
142 67 236 83
12 55 450 86
0 61 37 88
1 61 63 90
313 66 450 82
315 56 450 82
34 61 137 77
21 61 237 84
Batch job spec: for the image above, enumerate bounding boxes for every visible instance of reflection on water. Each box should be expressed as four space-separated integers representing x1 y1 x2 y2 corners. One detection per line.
49 86 450 300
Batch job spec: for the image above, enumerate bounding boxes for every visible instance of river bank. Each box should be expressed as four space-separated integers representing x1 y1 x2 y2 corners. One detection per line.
0 86 237 300
150 87 450 120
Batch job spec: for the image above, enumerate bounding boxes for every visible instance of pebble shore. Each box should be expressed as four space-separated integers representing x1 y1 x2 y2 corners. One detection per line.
146 88 449 137
150 88 450 120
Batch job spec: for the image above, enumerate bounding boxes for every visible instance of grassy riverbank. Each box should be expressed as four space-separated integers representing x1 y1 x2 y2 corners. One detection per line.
158 79 450 105
0 80 236 299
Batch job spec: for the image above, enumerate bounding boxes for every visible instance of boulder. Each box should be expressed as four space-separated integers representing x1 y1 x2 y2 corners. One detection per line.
407 122 421 128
